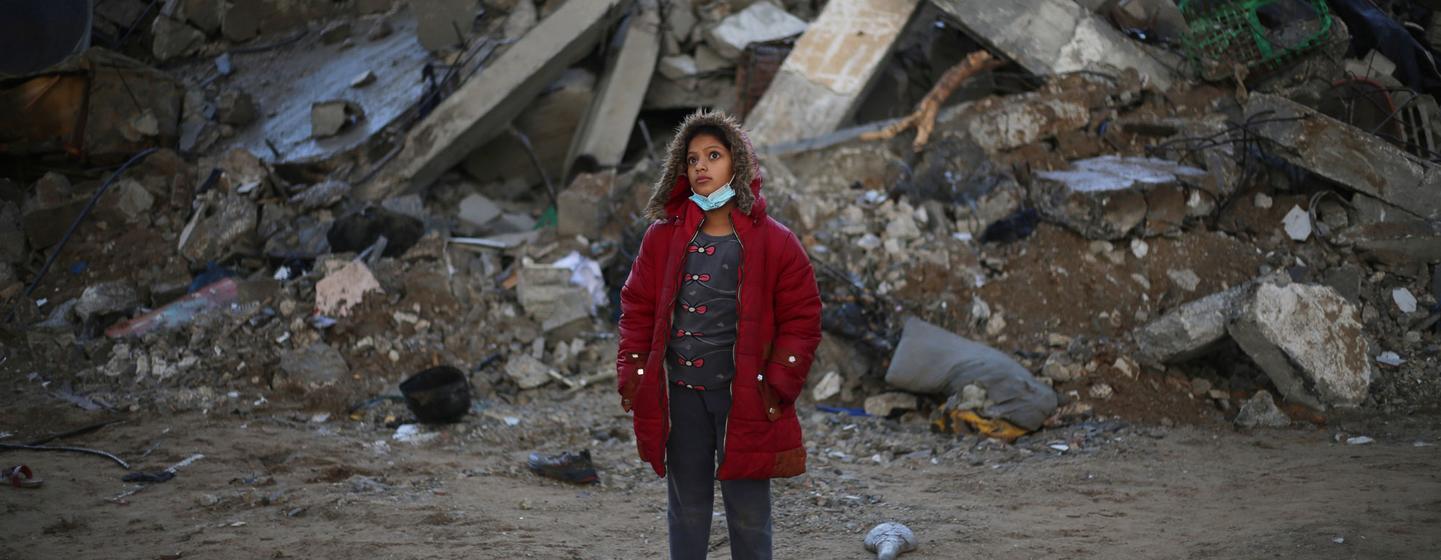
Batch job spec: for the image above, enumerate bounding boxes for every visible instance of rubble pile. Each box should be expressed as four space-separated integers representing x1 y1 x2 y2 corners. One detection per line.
2 0 1440 441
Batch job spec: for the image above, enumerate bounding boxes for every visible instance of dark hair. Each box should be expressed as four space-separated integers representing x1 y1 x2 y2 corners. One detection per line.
684 124 731 152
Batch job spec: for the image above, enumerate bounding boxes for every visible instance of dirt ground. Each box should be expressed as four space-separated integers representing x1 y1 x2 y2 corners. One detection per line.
3 374 1439 560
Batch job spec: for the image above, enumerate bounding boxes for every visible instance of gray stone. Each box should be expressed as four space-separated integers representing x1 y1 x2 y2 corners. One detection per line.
416 0 475 51
458 193 502 232
1033 156 1206 241
557 172 614 237
517 263 591 323
288 180 350 211
152 16 206 61
221 0 262 42
311 100 363 138
565 4 660 173
280 343 350 386
864 392 918 418
703 1 808 60
97 179 155 224
216 90 258 126
1234 390 1290 429
363 0 628 200
1227 282 1374 410
76 281 139 321
1167 268 1200 292
505 353 553 389
1245 94 1441 221
1394 288 1418 314
0 202 27 264
929 0 1178 88
1333 220 1441 268
658 55 699 80
744 0 919 146
381 194 428 221
1134 275 1279 364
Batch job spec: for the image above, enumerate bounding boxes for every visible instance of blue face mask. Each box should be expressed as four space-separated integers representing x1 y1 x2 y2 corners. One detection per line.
689 182 735 212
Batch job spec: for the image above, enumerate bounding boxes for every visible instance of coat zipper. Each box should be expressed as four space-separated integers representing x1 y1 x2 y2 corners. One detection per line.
661 222 704 464
716 226 743 477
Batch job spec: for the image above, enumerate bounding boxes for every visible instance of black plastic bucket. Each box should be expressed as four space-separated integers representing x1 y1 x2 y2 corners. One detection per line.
399 366 471 424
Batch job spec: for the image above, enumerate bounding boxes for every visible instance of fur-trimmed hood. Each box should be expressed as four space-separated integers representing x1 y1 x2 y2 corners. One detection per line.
644 109 765 222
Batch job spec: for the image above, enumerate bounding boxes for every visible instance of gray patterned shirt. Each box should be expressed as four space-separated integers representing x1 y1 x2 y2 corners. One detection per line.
667 231 740 389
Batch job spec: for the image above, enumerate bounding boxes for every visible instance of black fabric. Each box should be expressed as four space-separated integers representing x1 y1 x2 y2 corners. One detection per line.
666 385 772 560
1329 0 1441 94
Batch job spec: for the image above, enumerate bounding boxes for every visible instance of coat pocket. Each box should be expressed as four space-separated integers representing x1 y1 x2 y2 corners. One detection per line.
618 351 649 412
755 372 782 422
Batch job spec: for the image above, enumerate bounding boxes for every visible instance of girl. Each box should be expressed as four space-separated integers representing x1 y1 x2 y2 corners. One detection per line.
616 109 822 559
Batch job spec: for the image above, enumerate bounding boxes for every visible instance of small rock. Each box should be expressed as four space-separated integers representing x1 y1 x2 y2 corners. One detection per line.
350 70 377 88
1376 352 1405 367
812 371 842 401
1167 268 1201 292
1047 333 1072 348
1254 192 1274 209
884 213 922 241
855 233 881 250
152 16 206 61
1088 383 1114 400
658 55 699 80
1345 436 1374 445
1088 240 1113 254
1130 238 1149 259
75 281 139 321
1112 357 1137 379
1234 390 1290 429
288 180 350 211
311 100 363 138
1191 378 1213 395
505 353 553 390
458 193 502 231
216 90 258 126
1283 205 1312 242
279 343 349 386
1393 288 1418 314
1042 353 1080 382
863 392 918 418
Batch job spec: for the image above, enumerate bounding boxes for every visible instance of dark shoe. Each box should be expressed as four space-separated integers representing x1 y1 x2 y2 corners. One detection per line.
527 450 598 484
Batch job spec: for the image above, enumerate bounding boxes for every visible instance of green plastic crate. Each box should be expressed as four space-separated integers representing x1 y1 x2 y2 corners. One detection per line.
1180 0 1332 80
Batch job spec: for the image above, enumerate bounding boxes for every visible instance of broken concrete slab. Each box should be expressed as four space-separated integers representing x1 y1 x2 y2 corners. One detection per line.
1134 272 1286 364
1228 282 1373 410
517 262 592 324
1333 220 1441 268
643 74 736 111
280 342 350 386
703 1 808 60
1246 94 1441 221
462 68 596 191
315 261 384 317
1033 156 1206 240
745 0 920 147
288 180 350 211
557 172 615 238
362 0 629 200
929 0 1177 89
967 95 1090 153
566 3 659 174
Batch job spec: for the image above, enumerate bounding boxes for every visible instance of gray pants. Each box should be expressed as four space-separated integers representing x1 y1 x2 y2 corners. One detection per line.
667 385 772 560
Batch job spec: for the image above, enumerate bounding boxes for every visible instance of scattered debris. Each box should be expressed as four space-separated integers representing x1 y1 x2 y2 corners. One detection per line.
315 261 383 317
1234 390 1290 429
1228 282 1374 410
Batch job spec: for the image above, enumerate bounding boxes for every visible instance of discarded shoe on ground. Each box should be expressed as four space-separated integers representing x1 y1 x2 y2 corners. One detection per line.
527 449 598 484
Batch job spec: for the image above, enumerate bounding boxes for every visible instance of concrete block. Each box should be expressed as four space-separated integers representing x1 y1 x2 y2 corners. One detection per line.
280 343 349 386
745 0 920 147
506 353 553 389
1234 390 1291 429
930 0 1177 88
864 392 918 418
1134 280 1255 364
703 1 808 60
658 54 699 80
76 281 140 320
1246 94 1441 221
1333 218 1441 268
517 263 591 323
1033 156 1205 240
362 0 629 200
152 16 206 61
462 69 596 192
567 4 660 173
179 193 258 263
557 172 615 237
1228 282 1374 410
458 193 502 232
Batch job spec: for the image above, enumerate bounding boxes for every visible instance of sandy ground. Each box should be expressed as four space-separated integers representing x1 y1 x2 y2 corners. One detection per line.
3 380 1439 560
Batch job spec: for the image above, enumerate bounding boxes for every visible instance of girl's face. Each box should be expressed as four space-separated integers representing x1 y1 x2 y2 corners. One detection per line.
685 133 734 197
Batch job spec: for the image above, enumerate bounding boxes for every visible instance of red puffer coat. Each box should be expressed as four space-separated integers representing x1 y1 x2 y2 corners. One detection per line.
617 110 822 480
